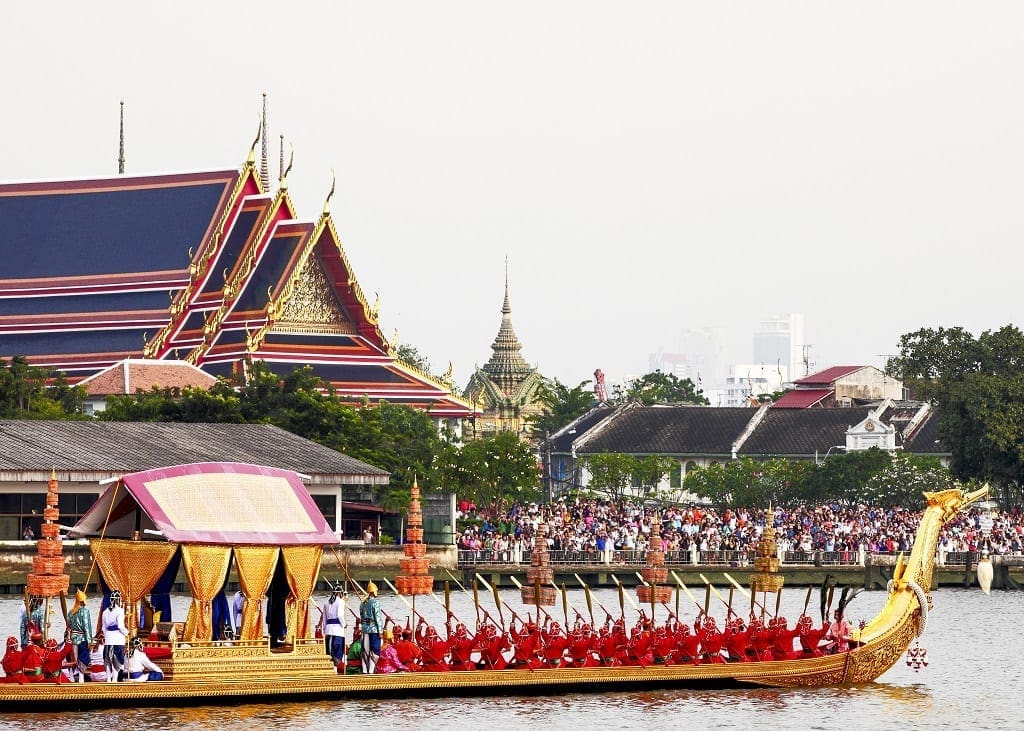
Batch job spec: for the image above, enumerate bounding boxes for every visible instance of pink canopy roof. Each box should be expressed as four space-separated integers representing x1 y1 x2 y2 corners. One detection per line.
73 462 337 545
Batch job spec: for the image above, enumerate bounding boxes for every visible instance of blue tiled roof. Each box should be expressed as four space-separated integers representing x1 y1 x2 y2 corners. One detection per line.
0 173 235 278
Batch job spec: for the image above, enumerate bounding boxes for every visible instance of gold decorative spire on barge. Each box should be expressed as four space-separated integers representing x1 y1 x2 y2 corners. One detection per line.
749 506 784 615
521 523 556 609
395 477 434 595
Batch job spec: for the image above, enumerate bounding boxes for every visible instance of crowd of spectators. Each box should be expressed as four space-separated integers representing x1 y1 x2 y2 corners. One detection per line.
456 497 1024 561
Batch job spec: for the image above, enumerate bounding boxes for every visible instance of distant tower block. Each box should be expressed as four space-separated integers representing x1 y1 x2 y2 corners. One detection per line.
521 523 556 606
395 477 433 595
637 518 672 604
27 470 70 599
749 506 785 596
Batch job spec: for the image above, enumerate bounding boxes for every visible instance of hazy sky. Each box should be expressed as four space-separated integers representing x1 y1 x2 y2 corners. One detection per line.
5 3 1022 390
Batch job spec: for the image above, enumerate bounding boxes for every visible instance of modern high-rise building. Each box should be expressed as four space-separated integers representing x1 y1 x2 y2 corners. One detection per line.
752 313 806 384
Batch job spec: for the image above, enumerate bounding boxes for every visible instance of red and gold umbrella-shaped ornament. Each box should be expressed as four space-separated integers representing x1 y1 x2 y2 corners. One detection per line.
26 469 71 638
394 477 434 596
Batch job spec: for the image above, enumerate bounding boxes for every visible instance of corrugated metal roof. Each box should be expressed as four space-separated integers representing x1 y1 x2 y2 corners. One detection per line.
771 388 833 409
0 421 388 483
795 366 865 386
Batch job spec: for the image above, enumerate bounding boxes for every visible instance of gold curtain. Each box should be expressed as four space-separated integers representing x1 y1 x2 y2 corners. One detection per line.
281 545 323 640
91 539 178 637
181 545 232 642
234 546 279 642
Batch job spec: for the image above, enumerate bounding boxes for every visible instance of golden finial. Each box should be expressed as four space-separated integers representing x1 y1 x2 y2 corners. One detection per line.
280 144 294 190
323 169 336 215
247 114 262 166
370 292 380 320
260 93 270 191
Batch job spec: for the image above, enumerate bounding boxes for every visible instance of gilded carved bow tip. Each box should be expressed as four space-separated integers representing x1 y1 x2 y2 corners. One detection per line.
924 483 989 518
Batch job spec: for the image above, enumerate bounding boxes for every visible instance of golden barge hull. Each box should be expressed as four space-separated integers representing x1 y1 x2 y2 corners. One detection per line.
0 485 977 710
0 623 914 710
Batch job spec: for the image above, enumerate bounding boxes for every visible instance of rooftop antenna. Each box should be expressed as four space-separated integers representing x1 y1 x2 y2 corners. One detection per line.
260 93 270 191
118 99 125 174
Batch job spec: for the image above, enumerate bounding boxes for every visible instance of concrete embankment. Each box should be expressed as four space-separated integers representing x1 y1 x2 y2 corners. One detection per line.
0 542 1019 593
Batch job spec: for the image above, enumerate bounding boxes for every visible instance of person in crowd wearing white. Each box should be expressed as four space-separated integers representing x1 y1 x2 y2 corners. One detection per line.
126 637 163 681
101 590 128 681
320 582 347 667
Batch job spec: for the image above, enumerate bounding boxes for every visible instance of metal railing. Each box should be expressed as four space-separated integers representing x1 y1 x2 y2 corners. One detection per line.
456 548 872 568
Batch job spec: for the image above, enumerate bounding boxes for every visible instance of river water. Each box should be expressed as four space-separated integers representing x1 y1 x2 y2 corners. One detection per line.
0 586 1018 730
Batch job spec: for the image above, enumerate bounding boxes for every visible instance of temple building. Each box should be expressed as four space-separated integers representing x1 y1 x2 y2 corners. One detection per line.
0 114 471 426
462 272 545 442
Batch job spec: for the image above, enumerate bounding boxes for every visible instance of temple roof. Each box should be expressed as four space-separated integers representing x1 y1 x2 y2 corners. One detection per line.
79 359 217 397
0 148 472 418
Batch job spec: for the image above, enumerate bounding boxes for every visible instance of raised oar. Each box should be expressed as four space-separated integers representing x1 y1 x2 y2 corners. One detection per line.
669 570 705 619
609 574 641 613
573 573 612 622
801 586 813 618
445 570 496 628
698 573 739 620
474 572 514 632
722 572 773 619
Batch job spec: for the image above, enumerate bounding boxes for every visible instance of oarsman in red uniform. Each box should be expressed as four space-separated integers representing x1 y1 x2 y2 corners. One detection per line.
796 615 829 657
20 633 45 682
651 624 677 665
623 617 653 666
595 622 621 666
566 622 600 668
41 637 71 682
723 617 751 662
448 623 477 671
698 616 726 663
769 615 800 660
508 617 542 669
415 620 450 671
747 617 774 661
475 623 510 670
540 620 569 668
1 637 25 684
393 627 423 671
673 623 701 664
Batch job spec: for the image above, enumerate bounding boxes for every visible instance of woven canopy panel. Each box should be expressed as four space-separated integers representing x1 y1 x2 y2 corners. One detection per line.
73 462 337 545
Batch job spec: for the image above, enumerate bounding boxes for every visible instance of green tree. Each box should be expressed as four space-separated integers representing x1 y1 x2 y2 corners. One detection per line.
863 452 953 509
619 370 709 406
0 356 86 419
802 448 893 505
529 377 596 439
889 324 1024 501
453 430 542 506
582 453 671 501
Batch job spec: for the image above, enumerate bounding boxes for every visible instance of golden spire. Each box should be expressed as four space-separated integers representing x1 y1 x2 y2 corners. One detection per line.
260 93 270 191
279 133 285 182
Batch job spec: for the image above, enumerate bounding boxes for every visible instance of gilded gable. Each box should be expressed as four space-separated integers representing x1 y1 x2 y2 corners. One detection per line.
274 256 355 334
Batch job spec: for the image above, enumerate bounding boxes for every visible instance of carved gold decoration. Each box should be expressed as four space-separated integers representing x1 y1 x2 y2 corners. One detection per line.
148 159 255 358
